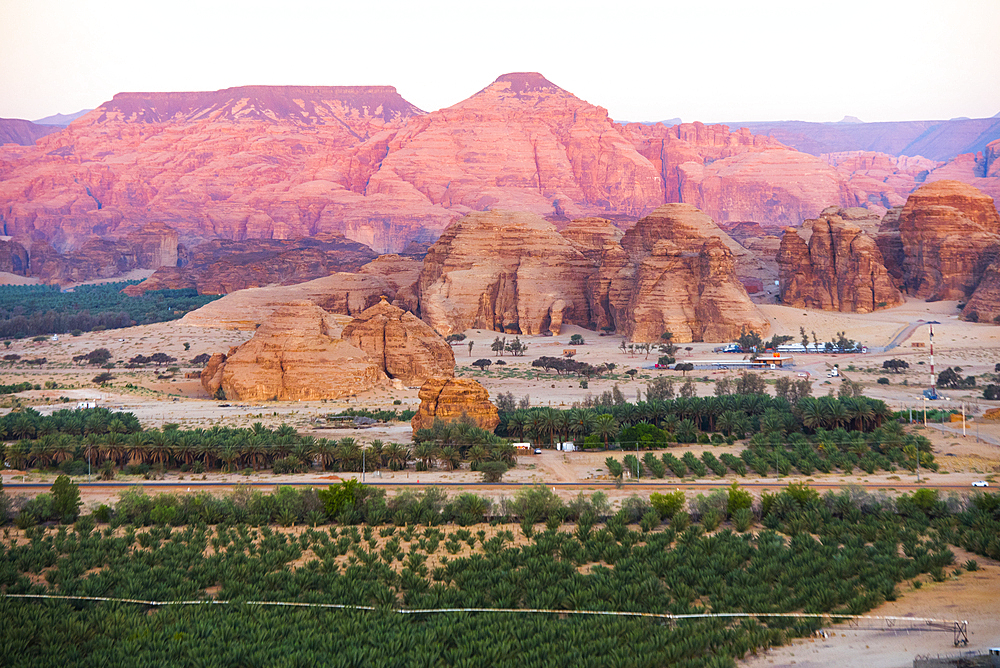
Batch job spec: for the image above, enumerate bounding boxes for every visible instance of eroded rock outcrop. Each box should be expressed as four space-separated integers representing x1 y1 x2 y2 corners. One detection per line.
0 239 29 275
778 210 903 312
595 204 769 343
181 273 392 330
341 300 454 386
418 210 596 336
123 233 378 295
898 180 1000 300
216 301 388 401
410 378 500 432
200 353 227 397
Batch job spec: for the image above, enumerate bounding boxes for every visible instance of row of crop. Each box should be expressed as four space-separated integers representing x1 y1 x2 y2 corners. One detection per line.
2 483 971 667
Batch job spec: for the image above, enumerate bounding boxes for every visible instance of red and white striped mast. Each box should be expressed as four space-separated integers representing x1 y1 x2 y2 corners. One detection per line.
929 323 935 387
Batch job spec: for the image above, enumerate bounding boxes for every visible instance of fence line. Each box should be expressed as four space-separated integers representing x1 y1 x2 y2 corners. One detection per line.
1 593 967 627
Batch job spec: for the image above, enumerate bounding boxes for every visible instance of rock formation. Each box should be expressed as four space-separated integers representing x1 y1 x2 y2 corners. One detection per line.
124 222 179 270
823 152 941 210
594 204 770 343
341 300 455 386
200 353 227 397
199 298 455 399
418 210 596 336
181 273 398 330
213 301 388 401
777 209 903 312
963 262 1000 322
0 239 29 275
622 122 857 224
123 233 377 295
897 180 1000 300
410 378 500 432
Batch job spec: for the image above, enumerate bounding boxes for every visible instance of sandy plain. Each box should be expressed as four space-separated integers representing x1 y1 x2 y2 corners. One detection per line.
2 293 1000 666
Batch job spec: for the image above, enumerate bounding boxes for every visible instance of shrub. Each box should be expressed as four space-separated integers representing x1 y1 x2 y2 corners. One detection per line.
480 461 508 483
650 490 686 519
877 377 890 385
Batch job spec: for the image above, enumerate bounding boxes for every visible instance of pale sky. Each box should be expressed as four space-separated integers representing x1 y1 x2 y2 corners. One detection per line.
1 0 998 124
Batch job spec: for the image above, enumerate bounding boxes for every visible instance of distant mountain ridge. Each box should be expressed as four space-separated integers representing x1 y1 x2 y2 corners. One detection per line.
718 116 1000 162
95 85 425 127
0 118 63 146
33 110 92 126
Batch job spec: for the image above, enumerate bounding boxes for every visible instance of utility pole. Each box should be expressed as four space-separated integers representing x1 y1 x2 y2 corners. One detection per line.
362 447 366 483
962 402 967 437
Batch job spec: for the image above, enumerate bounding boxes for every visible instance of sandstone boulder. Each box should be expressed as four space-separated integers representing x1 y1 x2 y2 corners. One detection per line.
341 300 455 386
218 301 388 401
897 180 1000 300
200 353 227 397
411 378 500 433
418 210 597 336
777 210 903 312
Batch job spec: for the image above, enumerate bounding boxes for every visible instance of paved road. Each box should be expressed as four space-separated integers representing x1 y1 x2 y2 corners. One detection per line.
2 479 983 492
868 319 938 354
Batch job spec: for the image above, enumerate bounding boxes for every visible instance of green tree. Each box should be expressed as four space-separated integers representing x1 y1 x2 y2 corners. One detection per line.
51 474 81 522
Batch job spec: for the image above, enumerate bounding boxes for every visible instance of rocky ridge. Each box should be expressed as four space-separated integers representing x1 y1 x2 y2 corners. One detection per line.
340 300 455 386
605 204 770 343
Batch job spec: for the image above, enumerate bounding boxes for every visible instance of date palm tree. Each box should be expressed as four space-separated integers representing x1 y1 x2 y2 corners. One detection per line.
437 445 462 471
414 442 437 470
592 414 619 450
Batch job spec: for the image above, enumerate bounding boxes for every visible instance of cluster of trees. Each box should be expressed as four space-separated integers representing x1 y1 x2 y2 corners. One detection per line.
71 348 112 366
490 336 528 357
606 420 936 479
937 367 976 389
736 328 859 354
883 359 909 373
0 479 991 666
497 393 895 449
0 408 517 481
0 283 221 339
0 381 35 395
124 352 178 368
529 356 616 378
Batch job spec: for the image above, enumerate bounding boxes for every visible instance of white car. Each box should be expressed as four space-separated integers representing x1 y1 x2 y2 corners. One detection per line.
971 481 989 487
